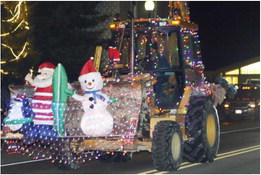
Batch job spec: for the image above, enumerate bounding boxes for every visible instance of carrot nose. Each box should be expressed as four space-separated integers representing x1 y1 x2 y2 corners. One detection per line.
88 82 92 86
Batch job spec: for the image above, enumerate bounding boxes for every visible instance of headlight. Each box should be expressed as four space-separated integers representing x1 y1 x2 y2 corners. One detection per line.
249 102 256 108
224 103 230 108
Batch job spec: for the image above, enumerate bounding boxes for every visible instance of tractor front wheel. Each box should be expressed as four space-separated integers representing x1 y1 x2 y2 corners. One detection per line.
152 121 183 171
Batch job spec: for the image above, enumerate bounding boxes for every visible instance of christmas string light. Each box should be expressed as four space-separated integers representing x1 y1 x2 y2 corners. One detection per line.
1 1 30 75
1 42 29 63
0 69 9 75
2 1 24 23
1 20 29 37
2 11 212 168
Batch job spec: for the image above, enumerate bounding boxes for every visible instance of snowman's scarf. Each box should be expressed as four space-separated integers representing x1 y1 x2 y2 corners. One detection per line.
85 90 105 104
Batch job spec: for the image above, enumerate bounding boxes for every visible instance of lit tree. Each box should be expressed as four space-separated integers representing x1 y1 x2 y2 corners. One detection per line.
1 1 37 113
1 1 33 80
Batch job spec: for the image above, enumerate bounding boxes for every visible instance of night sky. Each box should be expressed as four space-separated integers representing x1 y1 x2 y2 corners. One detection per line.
189 1 260 71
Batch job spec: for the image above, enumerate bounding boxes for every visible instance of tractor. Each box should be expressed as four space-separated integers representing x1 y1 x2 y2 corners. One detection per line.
2 1 220 171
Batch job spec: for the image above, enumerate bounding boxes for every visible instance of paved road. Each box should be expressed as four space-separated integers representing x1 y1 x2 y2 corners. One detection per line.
1 119 260 174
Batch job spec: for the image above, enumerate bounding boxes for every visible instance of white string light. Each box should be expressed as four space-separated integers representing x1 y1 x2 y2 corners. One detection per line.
1 1 30 75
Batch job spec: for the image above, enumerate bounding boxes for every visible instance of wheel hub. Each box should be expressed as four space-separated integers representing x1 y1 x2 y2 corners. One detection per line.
171 132 181 161
206 113 217 147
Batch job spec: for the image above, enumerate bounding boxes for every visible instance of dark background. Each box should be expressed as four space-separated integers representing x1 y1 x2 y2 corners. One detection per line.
189 1 260 71
1 1 259 79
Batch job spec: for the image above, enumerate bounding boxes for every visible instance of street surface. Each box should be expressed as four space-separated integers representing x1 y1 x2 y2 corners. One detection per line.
1 117 260 174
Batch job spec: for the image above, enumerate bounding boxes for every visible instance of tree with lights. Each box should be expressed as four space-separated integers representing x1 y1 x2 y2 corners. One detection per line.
1 1 109 111
1 1 36 80
1 1 37 112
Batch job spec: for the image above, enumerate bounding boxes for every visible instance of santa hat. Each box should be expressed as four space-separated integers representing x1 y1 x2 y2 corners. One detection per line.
38 62 56 73
79 57 97 82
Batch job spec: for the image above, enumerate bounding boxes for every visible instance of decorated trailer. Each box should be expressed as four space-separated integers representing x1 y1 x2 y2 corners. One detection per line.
1 1 233 171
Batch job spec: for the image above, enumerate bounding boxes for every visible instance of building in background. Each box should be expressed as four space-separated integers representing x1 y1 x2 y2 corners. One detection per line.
205 57 260 85
219 57 260 85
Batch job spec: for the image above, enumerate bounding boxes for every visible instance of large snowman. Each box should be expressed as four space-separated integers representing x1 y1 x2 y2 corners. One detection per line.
70 58 113 137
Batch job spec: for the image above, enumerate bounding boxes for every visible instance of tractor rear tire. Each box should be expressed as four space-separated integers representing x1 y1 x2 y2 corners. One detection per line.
152 121 183 171
184 96 220 163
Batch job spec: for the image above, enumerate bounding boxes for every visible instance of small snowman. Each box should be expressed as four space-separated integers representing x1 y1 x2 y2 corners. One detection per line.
4 96 25 131
68 58 113 137
3 94 34 132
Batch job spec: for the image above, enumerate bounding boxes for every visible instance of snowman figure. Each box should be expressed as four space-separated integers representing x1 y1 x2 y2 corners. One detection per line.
68 58 113 137
3 94 34 132
5 96 24 131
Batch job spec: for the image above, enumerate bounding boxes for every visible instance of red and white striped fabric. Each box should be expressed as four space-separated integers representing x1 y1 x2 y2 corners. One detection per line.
31 86 54 125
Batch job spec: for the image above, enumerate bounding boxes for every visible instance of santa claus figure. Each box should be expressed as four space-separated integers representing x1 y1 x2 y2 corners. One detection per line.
108 46 120 64
23 62 56 144
67 58 113 137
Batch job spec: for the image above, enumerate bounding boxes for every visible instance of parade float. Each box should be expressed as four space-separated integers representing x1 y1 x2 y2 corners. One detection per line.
1 1 236 171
